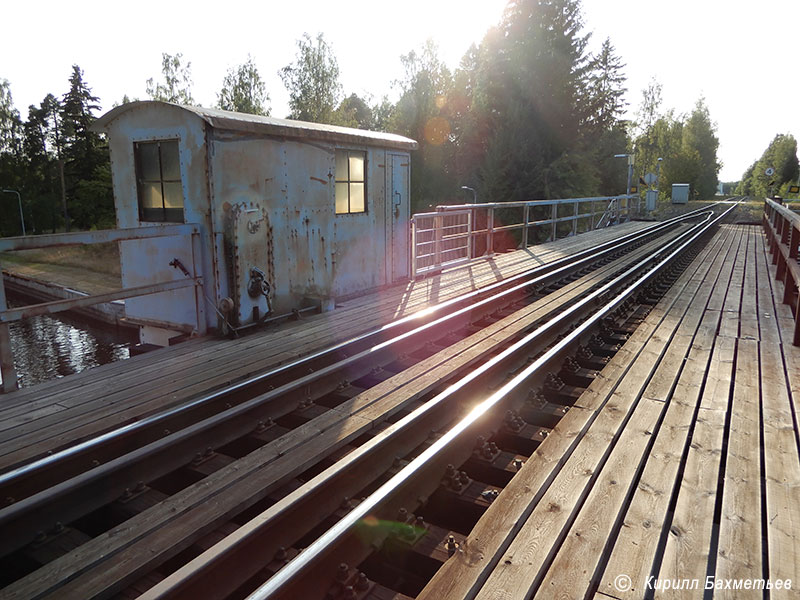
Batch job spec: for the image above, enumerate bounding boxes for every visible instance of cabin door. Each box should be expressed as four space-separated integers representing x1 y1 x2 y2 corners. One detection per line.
389 153 410 281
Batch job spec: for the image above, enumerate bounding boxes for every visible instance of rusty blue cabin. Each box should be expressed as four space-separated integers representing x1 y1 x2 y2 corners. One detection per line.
93 101 417 343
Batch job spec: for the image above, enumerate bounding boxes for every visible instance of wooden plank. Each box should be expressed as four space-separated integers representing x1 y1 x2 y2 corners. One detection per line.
714 338 762 598
535 234 741 599
418 226 735 600
717 226 748 339
739 227 760 341
653 341 734 598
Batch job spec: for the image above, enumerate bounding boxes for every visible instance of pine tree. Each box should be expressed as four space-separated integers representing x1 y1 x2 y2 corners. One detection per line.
475 0 593 201
60 66 113 229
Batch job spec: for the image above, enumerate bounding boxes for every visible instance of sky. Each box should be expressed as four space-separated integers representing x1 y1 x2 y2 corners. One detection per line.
2 0 798 183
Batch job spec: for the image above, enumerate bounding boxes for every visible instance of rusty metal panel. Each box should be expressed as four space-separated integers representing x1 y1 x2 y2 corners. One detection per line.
100 104 215 331
227 204 272 325
280 141 334 305
120 235 199 331
331 147 393 297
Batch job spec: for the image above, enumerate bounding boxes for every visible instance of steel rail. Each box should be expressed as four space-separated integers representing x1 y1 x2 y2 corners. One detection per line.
0 224 673 514
0 216 703 557
135 208 729 600
244 206 735 600
0 212 701 485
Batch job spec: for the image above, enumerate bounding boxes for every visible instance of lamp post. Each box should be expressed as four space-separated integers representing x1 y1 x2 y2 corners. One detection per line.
655 157 663 194
460 186 477 204
2 189 25 236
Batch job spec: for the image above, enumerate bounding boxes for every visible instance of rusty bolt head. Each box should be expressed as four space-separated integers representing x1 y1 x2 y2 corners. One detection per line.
343 585 357 599
397 507 408 521
34 530 46 544
355 572 369 591
336 563 349 582
274 546 287 562
446 535 458 557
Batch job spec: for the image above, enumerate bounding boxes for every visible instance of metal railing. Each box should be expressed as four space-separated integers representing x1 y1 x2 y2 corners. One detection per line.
763 197 800 345
410 195 634 277
0 224 205 393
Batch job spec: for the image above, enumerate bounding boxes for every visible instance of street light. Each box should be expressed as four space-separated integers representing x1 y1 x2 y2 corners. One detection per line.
2 189 25 236
460 186 477 204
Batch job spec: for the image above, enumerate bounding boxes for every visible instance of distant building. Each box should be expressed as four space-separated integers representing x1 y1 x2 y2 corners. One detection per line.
94 101 417 343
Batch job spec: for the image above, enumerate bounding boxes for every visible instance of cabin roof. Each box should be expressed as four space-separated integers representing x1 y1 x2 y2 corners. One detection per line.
93 101 418 150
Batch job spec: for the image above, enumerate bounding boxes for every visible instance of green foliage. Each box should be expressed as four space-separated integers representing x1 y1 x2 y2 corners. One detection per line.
146 53 195 105
279 33 342 123
737 134 798 198
334 93 375 129
0 79 22 155
633 92 720 200
389 39 455 211
217 56 270 116
582 38 627 133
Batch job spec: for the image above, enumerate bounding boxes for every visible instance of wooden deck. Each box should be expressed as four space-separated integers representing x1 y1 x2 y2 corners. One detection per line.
420 223 800 599
0 221 652 471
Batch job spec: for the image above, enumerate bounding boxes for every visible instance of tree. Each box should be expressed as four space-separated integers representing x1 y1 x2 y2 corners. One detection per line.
680 98 720 199
633 78 664 181
60 66 114 229
0 79 22 155
22 101 61 233
582 38 627 133
581 38 630 195
146 53 195 104
334 93 374 129
217 56 270 115
738 134 798 197
279 33 342 123
473 0 594 202
0 79 25 235
390 39 454 210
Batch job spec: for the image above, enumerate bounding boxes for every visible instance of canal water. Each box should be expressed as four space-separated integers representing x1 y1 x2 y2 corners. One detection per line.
2 294 137 389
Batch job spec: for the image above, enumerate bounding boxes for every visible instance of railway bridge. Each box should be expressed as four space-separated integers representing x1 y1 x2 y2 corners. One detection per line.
0 198 798 600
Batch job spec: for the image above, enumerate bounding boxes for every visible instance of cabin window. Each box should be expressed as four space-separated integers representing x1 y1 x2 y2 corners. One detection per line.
134 140 185 223
335 150 366 214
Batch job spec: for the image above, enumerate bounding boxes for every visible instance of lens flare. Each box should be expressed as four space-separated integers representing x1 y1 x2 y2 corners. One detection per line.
424 117 450 146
